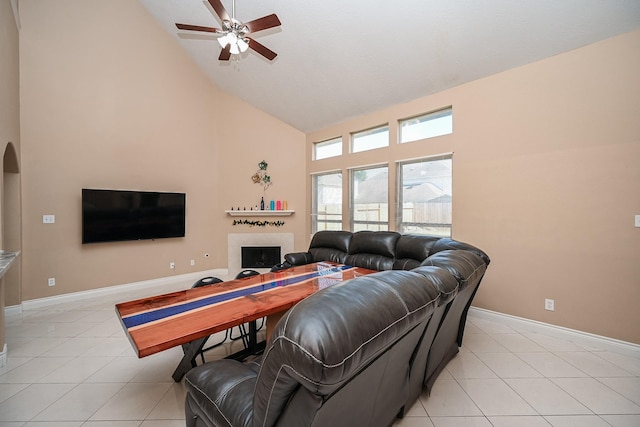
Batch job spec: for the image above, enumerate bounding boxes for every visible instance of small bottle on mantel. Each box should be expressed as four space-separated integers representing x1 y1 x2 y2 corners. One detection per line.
260 197 265 210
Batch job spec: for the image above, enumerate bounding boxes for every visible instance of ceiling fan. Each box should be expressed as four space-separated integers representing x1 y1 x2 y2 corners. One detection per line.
175 0 281 61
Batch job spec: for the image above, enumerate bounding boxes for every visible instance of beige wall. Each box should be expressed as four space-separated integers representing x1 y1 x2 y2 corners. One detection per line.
10 0 640 346
18 0 305 301
1 0 21 351
307 30 640 344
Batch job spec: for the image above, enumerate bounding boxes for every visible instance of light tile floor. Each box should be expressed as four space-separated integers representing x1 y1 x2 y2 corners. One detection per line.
1 279 639 427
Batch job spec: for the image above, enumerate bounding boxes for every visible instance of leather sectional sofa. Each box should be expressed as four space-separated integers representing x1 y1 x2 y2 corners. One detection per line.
184 231 490 427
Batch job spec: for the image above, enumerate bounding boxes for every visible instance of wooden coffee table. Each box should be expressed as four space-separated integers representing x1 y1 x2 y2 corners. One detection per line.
115 262 376 381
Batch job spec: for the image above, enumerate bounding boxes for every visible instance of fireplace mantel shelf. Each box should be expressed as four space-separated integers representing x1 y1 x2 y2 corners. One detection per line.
225 210 294 217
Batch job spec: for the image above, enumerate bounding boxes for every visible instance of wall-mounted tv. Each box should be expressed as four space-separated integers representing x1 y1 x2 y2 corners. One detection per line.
82 188 186 244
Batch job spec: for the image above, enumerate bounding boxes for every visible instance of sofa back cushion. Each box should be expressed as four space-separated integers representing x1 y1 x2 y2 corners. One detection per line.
411 265 460 305
393 234 441 270
421 249 487 292
308 230 352 264
344 231 400 270
253 270 439 427
430 237 491 265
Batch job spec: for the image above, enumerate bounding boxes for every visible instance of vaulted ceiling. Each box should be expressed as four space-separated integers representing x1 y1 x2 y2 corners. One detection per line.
139 0 640 133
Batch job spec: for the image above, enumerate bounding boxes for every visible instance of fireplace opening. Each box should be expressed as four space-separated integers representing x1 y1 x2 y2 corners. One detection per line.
241 246 281 269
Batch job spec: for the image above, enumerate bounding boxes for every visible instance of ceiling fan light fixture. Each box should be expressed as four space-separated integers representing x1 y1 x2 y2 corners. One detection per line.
237 37 249 53
217 34 230 48
219 31 248 55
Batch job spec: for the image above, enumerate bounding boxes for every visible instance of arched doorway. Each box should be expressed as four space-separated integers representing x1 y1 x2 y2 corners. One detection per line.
2 142 21 307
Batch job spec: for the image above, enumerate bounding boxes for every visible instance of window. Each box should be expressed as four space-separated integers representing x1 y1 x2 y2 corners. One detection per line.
397 155 452 236
351 165 388 231
312 172 342 232
400 108 452 143
313 137 342 160
352 125 389 153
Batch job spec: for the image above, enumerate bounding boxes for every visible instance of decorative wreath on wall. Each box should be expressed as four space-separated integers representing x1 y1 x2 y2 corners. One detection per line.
251 160 272 191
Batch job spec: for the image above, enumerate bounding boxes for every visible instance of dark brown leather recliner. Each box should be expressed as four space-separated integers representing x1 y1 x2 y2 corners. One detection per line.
184 269 443 427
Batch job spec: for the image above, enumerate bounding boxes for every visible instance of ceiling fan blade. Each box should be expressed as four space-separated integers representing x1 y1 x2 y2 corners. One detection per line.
208 0 230 22
175 23 220 33
218 44 232 61
244 14 281 33
247 37 277 61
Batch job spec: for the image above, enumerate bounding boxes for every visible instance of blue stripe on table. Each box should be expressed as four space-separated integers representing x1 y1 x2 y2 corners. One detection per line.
122 265 352 329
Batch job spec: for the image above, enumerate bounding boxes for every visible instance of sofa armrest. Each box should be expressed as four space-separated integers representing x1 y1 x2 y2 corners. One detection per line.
185 359 259 427
270 261 292 272
284 251 313 266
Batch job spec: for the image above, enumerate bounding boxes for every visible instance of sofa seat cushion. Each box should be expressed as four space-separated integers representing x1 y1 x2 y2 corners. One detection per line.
309 247 348 264
185 359 260 427
344 253 395 271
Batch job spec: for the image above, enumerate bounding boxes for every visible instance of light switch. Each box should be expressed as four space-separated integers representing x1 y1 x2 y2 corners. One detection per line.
635 215 640 228
43 215 55 224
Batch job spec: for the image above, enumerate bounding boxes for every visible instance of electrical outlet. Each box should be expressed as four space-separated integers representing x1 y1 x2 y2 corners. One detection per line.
48 277 56 287
169 262 175 270
190 259 196 266
635 215 640 228
43 215 55 224
544 298 555 311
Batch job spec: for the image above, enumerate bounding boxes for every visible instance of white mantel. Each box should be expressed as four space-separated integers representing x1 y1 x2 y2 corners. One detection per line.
225 210 294 217
228 233 294 275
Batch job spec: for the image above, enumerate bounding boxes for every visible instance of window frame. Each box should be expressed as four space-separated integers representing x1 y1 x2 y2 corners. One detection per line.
399 107 453 144
349 164 390 231
351 124 390 153
313 137 343 161
396 154 453 237
311 170 343 233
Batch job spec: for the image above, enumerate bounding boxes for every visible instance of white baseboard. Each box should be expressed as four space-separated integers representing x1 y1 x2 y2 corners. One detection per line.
8 269 228 312
4 304 22 316
0 343 7 368
5 278 638 358
469 307 640 357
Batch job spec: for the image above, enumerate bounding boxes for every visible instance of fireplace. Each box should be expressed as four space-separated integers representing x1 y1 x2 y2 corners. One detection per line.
228 233 294 274
241 246 281 269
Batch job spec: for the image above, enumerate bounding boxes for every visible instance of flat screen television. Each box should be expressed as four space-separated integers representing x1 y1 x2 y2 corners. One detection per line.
82 188 186 244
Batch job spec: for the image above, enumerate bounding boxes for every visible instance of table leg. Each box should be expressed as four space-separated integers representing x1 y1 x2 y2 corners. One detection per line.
225 320 266 361
247 320 257 348
172 336 208 382
173 320 266 382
